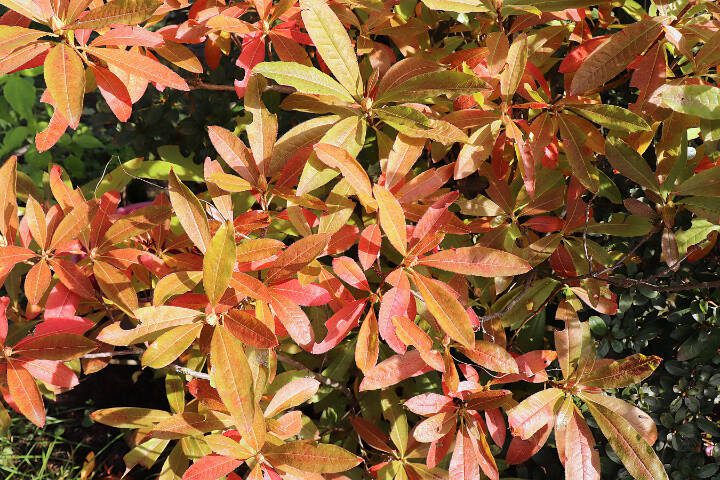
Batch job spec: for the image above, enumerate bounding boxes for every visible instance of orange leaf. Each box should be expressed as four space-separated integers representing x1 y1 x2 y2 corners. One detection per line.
44 43 85 128
419 245 531 277
7 360 45 427
85 46 189 91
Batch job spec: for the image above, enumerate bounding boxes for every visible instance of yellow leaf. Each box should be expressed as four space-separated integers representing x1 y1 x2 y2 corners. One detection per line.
203 221 236 306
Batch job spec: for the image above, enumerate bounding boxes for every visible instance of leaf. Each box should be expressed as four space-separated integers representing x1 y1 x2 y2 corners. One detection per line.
85 46 189 91
310 299 367 354
300 0 362 98
604 137 660 192
458 340 519 374
0 26 46 57
580 392 657 445
253 62 355 103
359 349 432 391
24 259 51 305
585 401 668 480
355 309 379 373
141 322 203 368
570 104 651 133
207 126 260 186
0 0 43 20
14 333 96 360
68 0 162 30
264 441 362 473
235 239 284 264
48 200 90 251
97 306 201 345
265 233 329 284
210 325 265 452
168 169 211 254
314 144 373 203
554 301 595 380
264 378 320 418
373 184 407 256
223 309 277 348
659 84 720 120
558 114 599 192
571 17 664 95
580 353 661 388
90 407 171 428
203 221 236 306
358 224 381 271
375 71 486 105
44 43 85 128
245 74 276 177
93 260 138 317
507 388 564 440
385 134 425 190
556 403 600 480
0 156 19 242
100 205 168 248
410 271 474 348
503 0 608 12
421 0 490 13
500 34 527 100
419 245 531 277
182 455 243 480
154 43 203 74
6 360 44 427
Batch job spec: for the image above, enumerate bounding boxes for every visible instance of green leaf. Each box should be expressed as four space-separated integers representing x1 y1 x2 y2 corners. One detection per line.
503 0 605 13
253 62 355 103
583 214 653 237
675 166 720 197
203 221 236 306
300 0 363 98
660 85 720 120
420 0 490 13
375 71 487 105
604 137 659 192
570 104 651 133
3 76 35 121
675 219 720 255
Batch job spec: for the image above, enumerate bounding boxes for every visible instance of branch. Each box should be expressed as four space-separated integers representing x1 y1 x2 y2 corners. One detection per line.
82 348 210 380
187 78 296 95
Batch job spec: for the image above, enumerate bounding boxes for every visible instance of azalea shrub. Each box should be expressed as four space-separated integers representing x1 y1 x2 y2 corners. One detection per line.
1 0 720 478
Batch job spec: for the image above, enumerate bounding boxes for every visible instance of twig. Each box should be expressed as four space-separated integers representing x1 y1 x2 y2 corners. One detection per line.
187 78 295 95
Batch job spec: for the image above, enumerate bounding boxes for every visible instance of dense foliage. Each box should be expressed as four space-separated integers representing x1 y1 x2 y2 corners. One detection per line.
1 0 720 478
